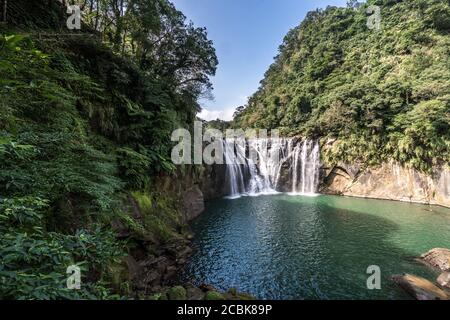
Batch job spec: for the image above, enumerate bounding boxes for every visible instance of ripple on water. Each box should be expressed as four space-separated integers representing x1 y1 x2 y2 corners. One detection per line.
181 194 450 300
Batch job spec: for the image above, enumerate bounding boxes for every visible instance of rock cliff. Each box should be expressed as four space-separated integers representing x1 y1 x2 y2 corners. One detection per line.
321 162 450 208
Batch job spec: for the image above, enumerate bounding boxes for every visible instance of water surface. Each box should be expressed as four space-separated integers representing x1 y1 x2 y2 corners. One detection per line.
181 195 450 299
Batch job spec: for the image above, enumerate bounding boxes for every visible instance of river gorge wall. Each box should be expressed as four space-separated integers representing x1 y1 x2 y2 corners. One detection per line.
321 162 450 208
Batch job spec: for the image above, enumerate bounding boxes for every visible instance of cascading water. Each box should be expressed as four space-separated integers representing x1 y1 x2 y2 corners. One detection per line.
290 139 320 195
223 140 246 198
223 138 320 198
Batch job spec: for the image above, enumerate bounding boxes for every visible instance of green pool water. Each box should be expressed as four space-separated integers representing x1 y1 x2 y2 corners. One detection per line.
180 194 450 300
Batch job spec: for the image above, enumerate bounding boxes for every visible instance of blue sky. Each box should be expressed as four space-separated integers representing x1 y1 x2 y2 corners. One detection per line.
171 0 348 121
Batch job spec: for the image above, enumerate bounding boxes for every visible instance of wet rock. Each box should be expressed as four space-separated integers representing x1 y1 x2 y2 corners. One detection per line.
199 283 217 292
165 241 192 258
167 286 187 300
139 256 158 267
177 246 193 259
276 161 293 192
144 270 161 286
155 256 170 273
437 272 450 290
176 258 186 266
164 265 178 282
224 288 256 300
392 274 449 300
201 164 229 200
420 248 450 271
185 284 205 300
123 255 143 280
182 186 205 221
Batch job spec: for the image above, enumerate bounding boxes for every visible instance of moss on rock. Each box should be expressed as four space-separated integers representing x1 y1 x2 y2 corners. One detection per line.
167 286 187 300
204 291 226 300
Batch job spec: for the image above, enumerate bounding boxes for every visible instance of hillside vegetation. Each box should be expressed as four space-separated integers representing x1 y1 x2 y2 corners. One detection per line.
234 0 450 171
0 0 216 299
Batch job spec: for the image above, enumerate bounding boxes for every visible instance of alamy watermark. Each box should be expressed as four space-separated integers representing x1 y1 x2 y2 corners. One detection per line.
66 265 81 290
171 121 283 166
58 2 381 32
367 5 381 31
66 5 81 30
55 0 82 30
366 265 381 290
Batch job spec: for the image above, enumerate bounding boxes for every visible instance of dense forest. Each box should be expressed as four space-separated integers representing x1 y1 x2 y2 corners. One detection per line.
0 0 217 299
233 0 450 171
1 0 450 301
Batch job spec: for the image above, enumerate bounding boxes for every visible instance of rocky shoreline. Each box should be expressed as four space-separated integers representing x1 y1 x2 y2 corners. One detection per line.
109 177 255 300
393 248 450 300
114 212 255 300
116 164 449 300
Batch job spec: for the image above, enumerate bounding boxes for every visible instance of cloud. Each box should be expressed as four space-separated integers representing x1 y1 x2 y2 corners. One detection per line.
198 107 237 121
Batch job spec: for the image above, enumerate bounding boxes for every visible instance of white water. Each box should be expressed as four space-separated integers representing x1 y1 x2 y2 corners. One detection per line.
223 140 246 198
224 138 321 198
290 139 320 196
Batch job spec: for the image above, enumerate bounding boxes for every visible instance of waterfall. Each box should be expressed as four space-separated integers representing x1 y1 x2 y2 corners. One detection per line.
291 139 320 195
223 140 246 198
223 138 320 198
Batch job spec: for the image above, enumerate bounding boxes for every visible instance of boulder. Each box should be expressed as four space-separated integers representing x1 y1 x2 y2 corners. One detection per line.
392 274 449 300
123 255 143 279
167 286 187 300
182 186 205 221
163 265 178 282
437 272 450 290
144 270 161 286
420 248 450 271
185 283 206 300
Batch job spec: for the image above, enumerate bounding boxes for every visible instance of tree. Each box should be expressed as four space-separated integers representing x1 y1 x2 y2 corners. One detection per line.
346 0 361 9
234 0 450 171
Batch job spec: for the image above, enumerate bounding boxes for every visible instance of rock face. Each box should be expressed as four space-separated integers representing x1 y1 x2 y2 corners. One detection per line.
321 162 450 208
420 248 450 272
437 272 450 290
182 186 205 221
199 164 228 200
392 274 449 300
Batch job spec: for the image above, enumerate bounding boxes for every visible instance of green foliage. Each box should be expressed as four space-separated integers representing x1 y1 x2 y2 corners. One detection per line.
205 119 232 132
167 286 187 300
1 0 217 299
0 36 123 218
387 98 450 170
234 0 450 171
204 291 226 301
0 197 124 300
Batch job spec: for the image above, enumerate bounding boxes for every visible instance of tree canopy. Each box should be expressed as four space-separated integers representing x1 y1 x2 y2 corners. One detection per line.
233 0 450 171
